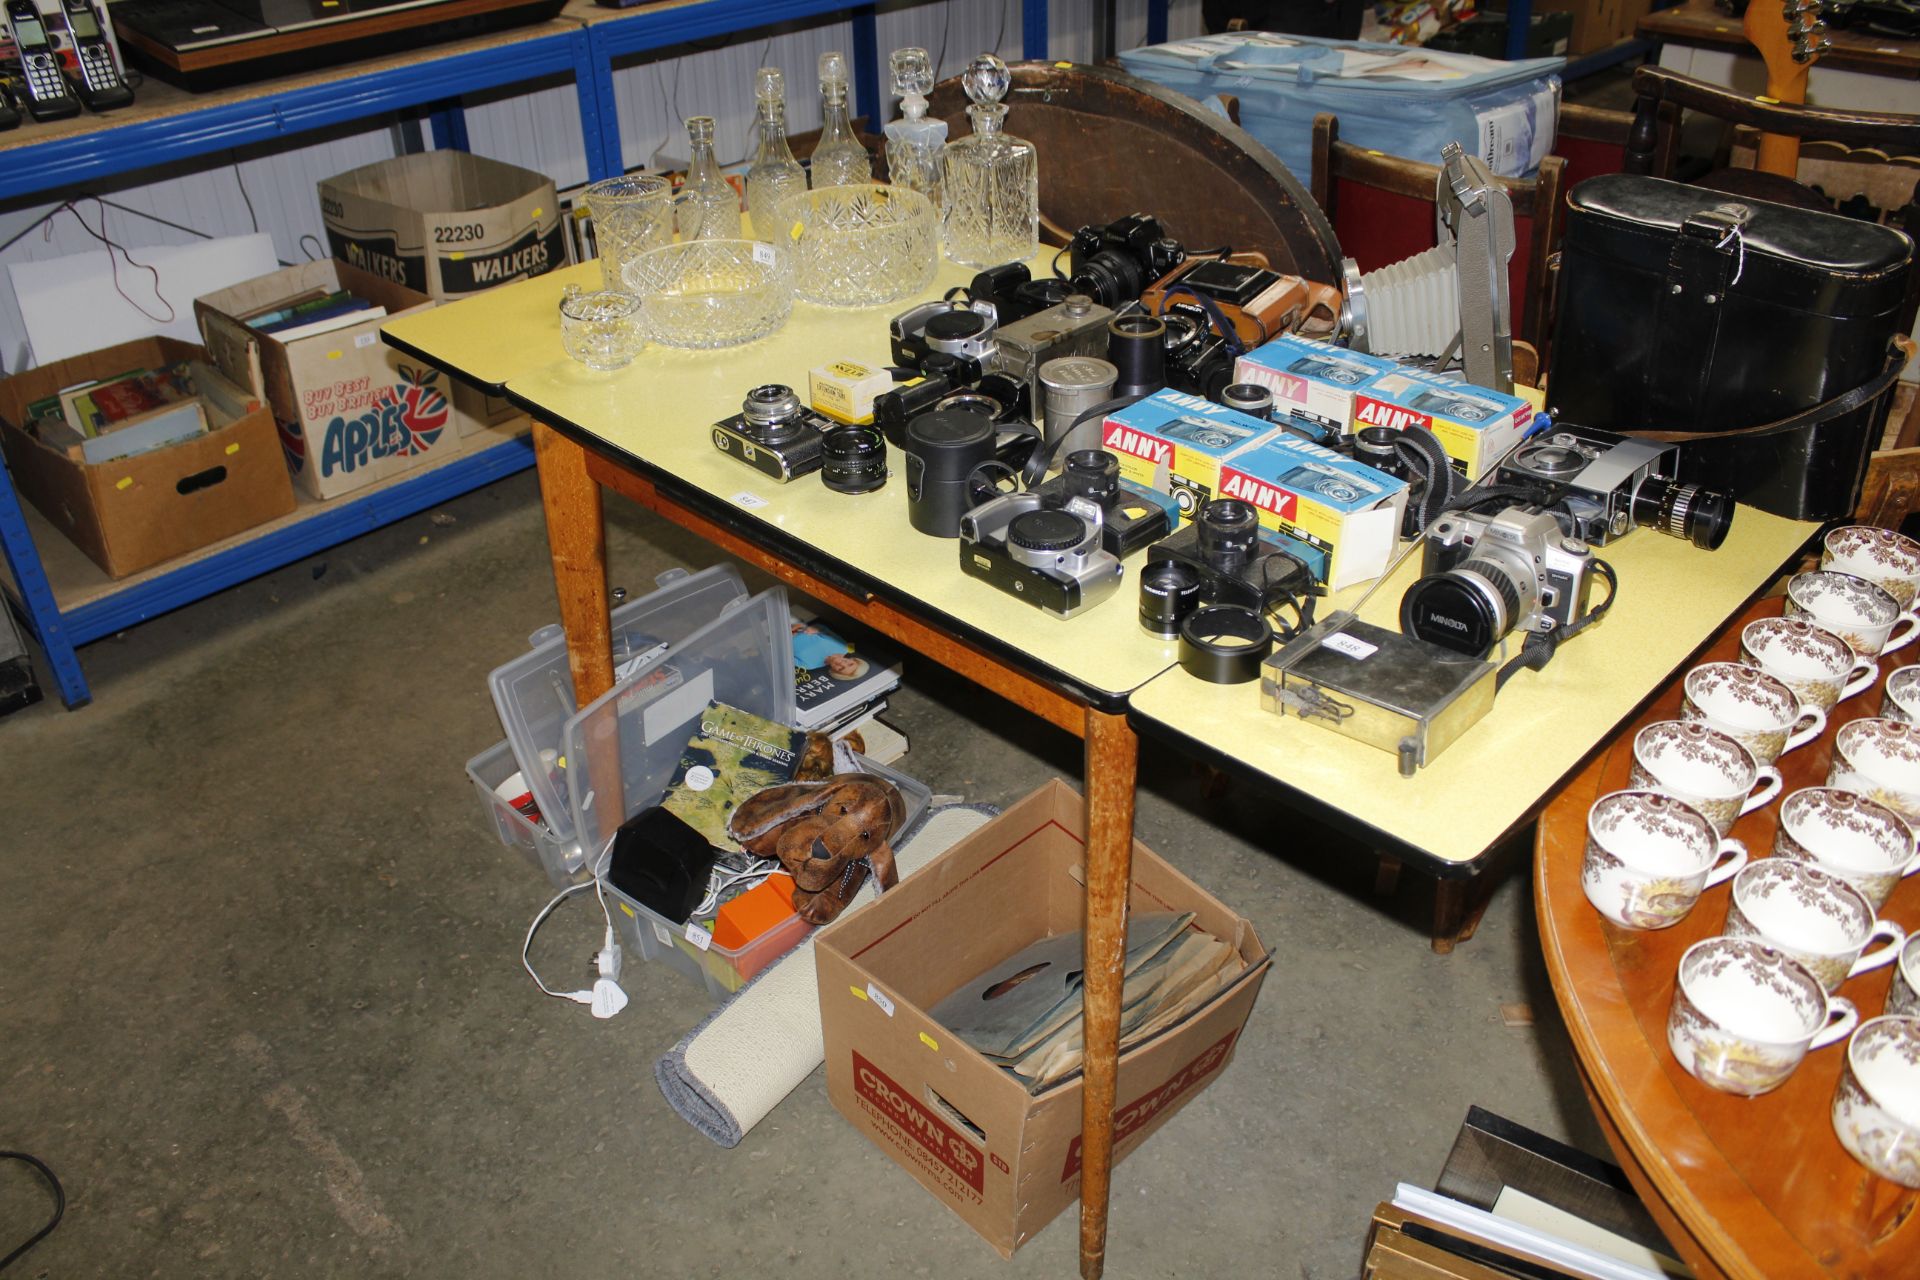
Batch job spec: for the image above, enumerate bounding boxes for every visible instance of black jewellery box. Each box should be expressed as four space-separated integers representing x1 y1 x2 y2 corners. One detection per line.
1548 174 1915 521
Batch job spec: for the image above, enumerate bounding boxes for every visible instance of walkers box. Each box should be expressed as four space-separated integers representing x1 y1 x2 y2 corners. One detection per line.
816 780 1270 1257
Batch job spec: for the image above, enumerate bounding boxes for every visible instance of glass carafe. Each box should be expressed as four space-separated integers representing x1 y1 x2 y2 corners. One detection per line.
745 67 806 241
940 54 1037 269
678 115 741 241
809 51 871 189
883 46 946 213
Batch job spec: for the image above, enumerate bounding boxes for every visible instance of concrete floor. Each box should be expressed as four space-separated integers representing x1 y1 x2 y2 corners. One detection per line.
2 471 1608 1278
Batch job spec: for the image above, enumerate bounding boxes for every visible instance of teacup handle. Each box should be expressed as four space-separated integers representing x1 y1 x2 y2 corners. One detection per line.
1810 994 1860 1050
1839 657 1879 703
1784 704 1828 755
1849 921 1907 978
1703 838 1748 888
1883 612 1920 658
1740 767 1784 816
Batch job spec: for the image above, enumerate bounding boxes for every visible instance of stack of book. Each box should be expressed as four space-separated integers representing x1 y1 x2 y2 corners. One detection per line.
26 361 214 464
791 607 907 763
1364 1108 1691 1280
240 287 387 343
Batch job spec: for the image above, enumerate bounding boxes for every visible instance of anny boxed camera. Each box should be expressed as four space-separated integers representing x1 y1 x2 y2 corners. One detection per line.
1231 333 1398 443
1209 434 1409 590
1098 389 1284 520
1353 365 1532 481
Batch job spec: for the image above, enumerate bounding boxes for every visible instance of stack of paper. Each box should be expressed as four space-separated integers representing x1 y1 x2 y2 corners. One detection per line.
929 912 1247 1094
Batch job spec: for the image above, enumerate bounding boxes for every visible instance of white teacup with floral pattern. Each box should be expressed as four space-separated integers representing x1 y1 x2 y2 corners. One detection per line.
1629 720 1781 838
1681 662 1826 768
1722 859 1904 993
1823 526 1920 611
1828 718 1920 837
1739 616 1878 715
1888 936 1920 1018
1668 937 1857 1096
1832 1016 1920 1188
1785 569 1920 660
1582 790 1747 930
1775 785 1920 912
1881 665 1920 727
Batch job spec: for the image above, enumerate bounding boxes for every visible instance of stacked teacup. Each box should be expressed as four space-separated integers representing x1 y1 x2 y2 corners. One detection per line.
1579 525 1920 1188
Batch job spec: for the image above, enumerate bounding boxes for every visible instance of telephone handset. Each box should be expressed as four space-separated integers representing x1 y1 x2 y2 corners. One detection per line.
4 0 77 120
53 0 130 111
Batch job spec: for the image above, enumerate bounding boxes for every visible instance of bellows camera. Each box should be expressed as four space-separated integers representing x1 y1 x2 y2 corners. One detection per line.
1145 497 1318 623
712 385 832 482
1399 506 1598 658
1029 449 1178 558
1495 425 1734 550
1068 214 1186 307
959 492 1123 619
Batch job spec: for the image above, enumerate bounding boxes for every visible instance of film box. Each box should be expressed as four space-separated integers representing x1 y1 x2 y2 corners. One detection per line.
1217 435 1407 590
1231 334 1399 439
1098 389 1283 523
1353 368 1532 481
816 779 1269 1258
319 151 563 302
808 359 894 425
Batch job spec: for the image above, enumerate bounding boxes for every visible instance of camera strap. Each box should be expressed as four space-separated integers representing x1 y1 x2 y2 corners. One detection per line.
1493 557 1619 691
1615 337 1911 445
1018 394 1146 489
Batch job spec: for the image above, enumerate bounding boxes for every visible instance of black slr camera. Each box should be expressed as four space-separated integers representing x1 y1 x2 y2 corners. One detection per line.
1068 214 1186 308
958 492 1123 619
711 385 831 482
1495 425 1734 551
1145 498 1318 620
1399 506 1598 658
1029 449 1180 558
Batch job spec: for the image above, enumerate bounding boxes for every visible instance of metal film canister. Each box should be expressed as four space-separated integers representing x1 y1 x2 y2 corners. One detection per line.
1039 356 1118 457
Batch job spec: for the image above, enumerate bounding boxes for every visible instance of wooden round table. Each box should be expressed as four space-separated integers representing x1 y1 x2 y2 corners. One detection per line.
1536 595 1919 1280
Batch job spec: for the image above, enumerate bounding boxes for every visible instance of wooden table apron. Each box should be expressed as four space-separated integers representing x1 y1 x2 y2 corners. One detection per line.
1535 595 1920 1280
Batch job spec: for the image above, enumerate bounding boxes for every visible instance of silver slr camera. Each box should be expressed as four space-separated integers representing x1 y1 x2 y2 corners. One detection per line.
1496 425 1733 550
1399 505 1597 658
958 492 1123 619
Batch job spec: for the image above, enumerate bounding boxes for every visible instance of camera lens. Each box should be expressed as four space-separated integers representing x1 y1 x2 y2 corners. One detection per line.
1139 559 1201 638
1400 559 1523 657
1220 383 1274 419
1062 449 1120 508
1072 252 1146 309
1633 476 1734 551
1196 498 1259 573
821 425 888 494
1353 426 1405 478
1107 313 1166 399
741 384 803 437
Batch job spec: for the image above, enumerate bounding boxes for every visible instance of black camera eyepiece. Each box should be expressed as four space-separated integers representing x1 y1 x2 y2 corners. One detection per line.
1195 498 1260 573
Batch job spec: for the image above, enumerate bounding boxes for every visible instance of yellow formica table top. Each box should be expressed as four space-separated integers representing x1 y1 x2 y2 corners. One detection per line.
383 260 601 392
1128 504 1817 866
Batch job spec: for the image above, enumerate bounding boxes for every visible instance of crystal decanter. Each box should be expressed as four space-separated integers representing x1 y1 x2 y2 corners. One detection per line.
678 114 741 241
809 51 872 188
940 53 1037 268
883 46 946 213
745 66 806 241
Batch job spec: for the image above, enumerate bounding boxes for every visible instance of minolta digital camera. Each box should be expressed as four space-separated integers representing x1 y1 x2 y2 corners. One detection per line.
1399 505 1597 657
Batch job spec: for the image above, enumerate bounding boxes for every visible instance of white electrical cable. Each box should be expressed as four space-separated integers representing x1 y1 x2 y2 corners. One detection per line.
522 881 600 1004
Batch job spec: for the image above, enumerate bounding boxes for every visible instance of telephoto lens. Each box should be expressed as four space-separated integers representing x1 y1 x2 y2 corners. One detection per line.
1061 449 1120 509
1107 313 1167 399
905 410 997 537
1220 383 1274 420
1632 475 1734 550
1195 498 1260 573
821 425 888 494
1139 559 1201 639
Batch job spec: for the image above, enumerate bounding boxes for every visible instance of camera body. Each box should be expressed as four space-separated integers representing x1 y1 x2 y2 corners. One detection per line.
1400 506 1597 657
959 492 1123 618
712 384 830 482
1028 449 1178 558
1145 498 1317 618
1068 214 1187 307
871 352 1030 447
1160 310 1237 401
968 261 1073 325
890 298 999 368
991 294 1115 405
1494 424 1734 550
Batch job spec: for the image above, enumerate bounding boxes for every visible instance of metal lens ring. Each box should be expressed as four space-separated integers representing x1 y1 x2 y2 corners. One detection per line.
741 384 803 437
1177 605 1274 685
821 425 888 494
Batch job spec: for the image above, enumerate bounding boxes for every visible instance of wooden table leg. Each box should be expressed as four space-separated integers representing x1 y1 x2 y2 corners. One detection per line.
533 421 614 705
1079 707 1139 1280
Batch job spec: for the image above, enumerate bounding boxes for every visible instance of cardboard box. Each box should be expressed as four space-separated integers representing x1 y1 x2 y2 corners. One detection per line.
1216 436 1408 590
816 780 1270 1258
319 151 563 302
1099 389 1283 521
1232 335 1400 441
0 337 295 579
195 260 477 501
1354 368 1533 482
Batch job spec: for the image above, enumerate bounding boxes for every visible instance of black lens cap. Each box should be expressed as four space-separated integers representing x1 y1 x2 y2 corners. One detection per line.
925 309 992 342
1400 576 1500 657
1008 508 1087 552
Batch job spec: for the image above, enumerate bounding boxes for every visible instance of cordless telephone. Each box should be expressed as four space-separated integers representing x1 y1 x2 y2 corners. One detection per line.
4 0 77 120
53 0 130 111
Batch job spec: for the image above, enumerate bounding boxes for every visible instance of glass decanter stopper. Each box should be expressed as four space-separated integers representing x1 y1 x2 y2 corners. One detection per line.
940 53 1037 269
809 51 872 189
745 66 806 241
679 115 741 241
884 46 946 212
